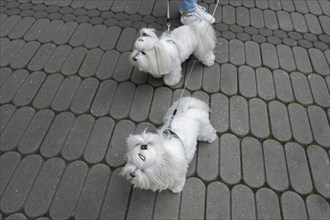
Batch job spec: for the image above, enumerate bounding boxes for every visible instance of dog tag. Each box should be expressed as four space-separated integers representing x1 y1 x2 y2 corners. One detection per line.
138 153 145 161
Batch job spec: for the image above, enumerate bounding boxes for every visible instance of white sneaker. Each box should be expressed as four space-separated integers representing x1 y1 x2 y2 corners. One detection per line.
180 4 215 25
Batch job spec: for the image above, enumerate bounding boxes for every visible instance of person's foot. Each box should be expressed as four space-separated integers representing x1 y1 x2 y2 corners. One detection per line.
180 4 215 25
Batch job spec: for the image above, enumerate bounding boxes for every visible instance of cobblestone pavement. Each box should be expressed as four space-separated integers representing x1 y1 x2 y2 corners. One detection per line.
0 0 329 219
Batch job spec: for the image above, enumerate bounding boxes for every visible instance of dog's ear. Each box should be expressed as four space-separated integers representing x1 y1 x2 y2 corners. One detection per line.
151 43 172 75
126 134 141 151
140 28 158 39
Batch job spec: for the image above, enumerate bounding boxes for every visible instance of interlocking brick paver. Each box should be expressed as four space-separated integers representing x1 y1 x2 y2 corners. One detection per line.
277 44 296 72
256 188 281 219
44 45 72 74
61 114 94 161
285 142 313 195
319 0 330 15
109 82 135 120
241 137 265 188
90 80 117 117
49 161 89 220
206 182 230 219
290 72 313 105
306 194 330 220
83 24 106 49
250 8 264 28
220 63 237 95
222 5 235 25
0 67 11 87
154 190 181 220
113 52 133 82
61 47 87 76
10 41 40 69
149 87 172 125
0 104 16 133
288 103 313 145
0 15 21 37
180 177 205 220
197 136 219 181
245 41 261 68
130 84 153 122
23 18 48 41
38 20 63 43
4 213 27 220
308 106 330 148
202 63 220 93
68 23 92 47
24 158 65 218
210 93 229 133
0 152 21 197
33 74 63 109
308 73 330 107
27 43 56 71
256 67 275 101
261 43 279 69
116 27 137 52
305 14 322 34
230 95 249 136
52 21 77 45
292 46 312 74
214 38 228 64
263 140 289 192
263 10 278 30
319 16 330 35
126 189 156 220
229 40 244 67
277 11 293 31
95 50 120 80
231 184 256 220
13 71 45 106
75 164 111 220
106 120 135 167
8 17 35 39
18 109 54 154
0 38 10 51
0 39 25 67
269 101 292 141
273 69 294 103
308 48 330 76
184 61 202 91
238 65 257 98
0 154 43 214
100 26 121 50
220 133 241 184
100 168 132 220
293 0 309 13
236 7 249 26
281 191 308 220
249 98 270 139
0 69 28 104
291 12 308 33
40 112 75 158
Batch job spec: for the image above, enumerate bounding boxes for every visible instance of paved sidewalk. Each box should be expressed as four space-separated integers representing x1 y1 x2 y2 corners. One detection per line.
0 0 329 219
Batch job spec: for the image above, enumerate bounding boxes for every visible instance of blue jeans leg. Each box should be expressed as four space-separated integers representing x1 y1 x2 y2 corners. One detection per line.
180 0 196 13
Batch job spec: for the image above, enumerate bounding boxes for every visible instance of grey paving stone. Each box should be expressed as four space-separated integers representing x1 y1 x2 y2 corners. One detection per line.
291 12 308 33
24 158 65 218
206 182 230 219
90 80 117 117
138 0 154 16
109 82 135 120
314 41 329 50
179 177 205 220
61 14 76 22
0 69 28 104
221 31 235 40
245 41 261 67
106 119 135 167
116 27 137 52
306 194 330 220
256 188 281 219
292 46 312 74
8 17 34 39
231 184 256 219
210 93 229 133
79 48 103 78
214 38 228 64
83 117 114 164
230 95 249 136
229 39 244 65
288 31 303 40
61 114 94 161
306 0 322 14
75 164 111 220
220 63 237 95
44 45 72 74
13 71 45 106
219 133 241 184
0 15 21 37
303 33 318 41
293 0 309 13
319 0 330 15
104 18 118 26
99 26 121 50
40 112 75 158
263 140 289 192
129 84 153 122
202 62 220 93
241 137 265 188
0 39 25 67
285 142 313 195
4 213 27 220
259 27 272 37
215 23 229 32
281 191 308 219
222 5 235 25
236 6 249 26
308 106 330 148
38 20 63 43
260 43 279 69
0 38 10 51
319 16 330 35
28 43 56 72
281 0 295 12
256 67 275 101
126 188 156 220
49 161 89 220
149 87 172 125
53 21 77 45
46 5 59 13
0 67 11 87
252 34 267 43
17 109 54 154
288 103 313 145
197 136 219 181
273 29 288 38
282 37 297 47
308 73 330 107
184 61 202 91
68 23 92 47
96 50 120 80
277 10 293 31
237 32 251 41
0 104 16 133
10 41 40 69
113 52 133 82
305 14 322 34
100 168 132 220
268 101 291 141
238 65 257 98
83 24 106 49
249 98 270 139
263 9 279 30
0 152 21 197
153 190 181 220
277 45 296 72
61 47 87 76
309 48 330 76
51 76 81 112
0 155 43 214
290 72 313 105
33 74 63 109
47 12 62 21
250 8 264 28
273 69 294 103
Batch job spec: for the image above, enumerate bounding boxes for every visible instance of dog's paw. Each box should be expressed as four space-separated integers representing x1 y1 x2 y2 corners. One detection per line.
164 74 181 86
202 53 215 67
169 185 184 193
207 131 217 143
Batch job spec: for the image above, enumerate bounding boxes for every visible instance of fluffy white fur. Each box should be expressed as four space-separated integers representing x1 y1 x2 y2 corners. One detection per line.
129 19 216 86
121 97 217 193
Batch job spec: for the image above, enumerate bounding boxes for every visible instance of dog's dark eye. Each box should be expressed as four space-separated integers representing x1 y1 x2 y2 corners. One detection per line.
141 51 146 55
141 145 148 150
142 33 149 37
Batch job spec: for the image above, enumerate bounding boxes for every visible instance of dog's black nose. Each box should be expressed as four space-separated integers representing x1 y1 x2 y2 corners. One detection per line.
130 172 136 178
132 57 137 61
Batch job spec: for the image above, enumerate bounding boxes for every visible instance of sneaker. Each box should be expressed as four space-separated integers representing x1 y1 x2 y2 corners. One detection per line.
180 4 215 25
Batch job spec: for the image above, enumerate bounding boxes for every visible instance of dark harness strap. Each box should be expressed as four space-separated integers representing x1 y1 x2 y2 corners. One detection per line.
163 128 180 140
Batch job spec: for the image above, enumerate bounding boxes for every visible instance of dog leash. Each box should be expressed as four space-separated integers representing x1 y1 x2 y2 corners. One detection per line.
166 0 171 33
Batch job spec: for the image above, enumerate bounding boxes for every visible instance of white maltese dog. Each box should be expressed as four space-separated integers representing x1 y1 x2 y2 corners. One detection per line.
129 19 216 86
121 97 217 193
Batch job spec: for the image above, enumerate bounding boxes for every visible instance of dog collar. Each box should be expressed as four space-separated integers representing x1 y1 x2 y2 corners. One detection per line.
163 128 180 140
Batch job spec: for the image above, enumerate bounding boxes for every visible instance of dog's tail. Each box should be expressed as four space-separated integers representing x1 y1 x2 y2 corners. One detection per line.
190 19 216 57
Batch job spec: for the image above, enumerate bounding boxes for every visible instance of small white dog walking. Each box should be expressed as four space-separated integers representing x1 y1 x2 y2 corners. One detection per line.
121 97 217 193
129 20 216 86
